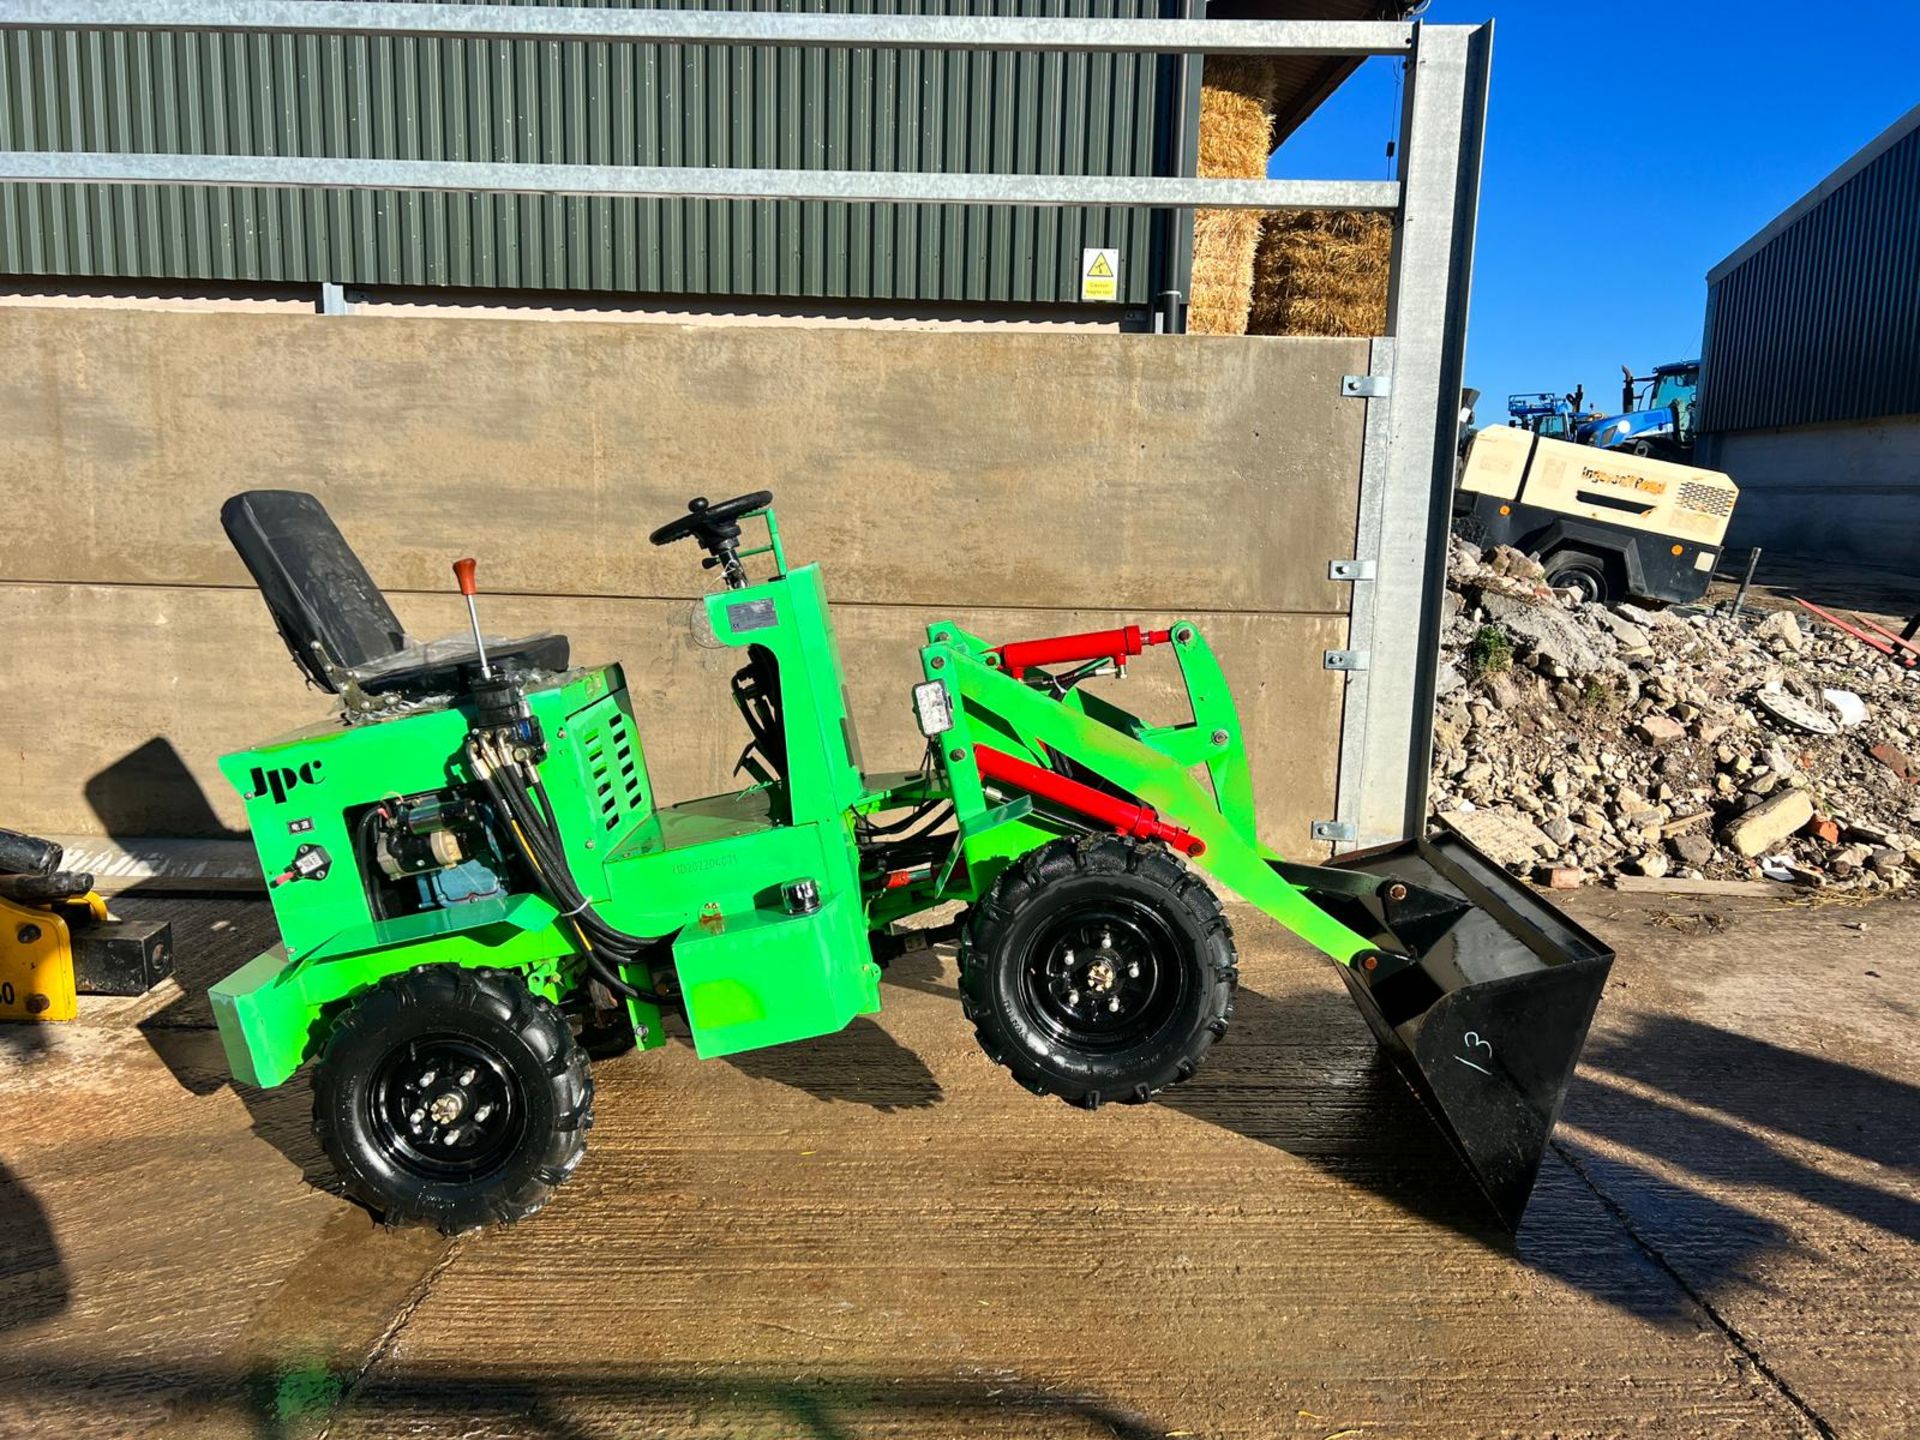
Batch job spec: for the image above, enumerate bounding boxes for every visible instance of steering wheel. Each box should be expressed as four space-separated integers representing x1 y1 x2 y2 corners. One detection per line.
648 492 772 549
649 491 773 590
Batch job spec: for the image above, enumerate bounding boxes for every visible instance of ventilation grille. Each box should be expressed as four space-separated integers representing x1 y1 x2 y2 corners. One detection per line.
1677 481 1736 518
580 709 646 834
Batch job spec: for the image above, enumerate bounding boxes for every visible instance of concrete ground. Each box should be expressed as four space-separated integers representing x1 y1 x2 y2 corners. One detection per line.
2 887 1914 1439
1706 549 1920 631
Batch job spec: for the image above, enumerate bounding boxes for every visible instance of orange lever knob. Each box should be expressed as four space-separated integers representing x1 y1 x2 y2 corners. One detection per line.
452 557 478 597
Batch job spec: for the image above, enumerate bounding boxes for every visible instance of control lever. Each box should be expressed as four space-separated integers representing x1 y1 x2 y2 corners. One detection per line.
452 556 493 680
453 555 543 755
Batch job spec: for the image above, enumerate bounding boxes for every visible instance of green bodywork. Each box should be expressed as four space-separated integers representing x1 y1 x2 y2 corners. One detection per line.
211 506 1373 1089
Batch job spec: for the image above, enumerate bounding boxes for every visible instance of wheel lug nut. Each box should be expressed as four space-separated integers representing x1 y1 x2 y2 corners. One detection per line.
409 1108 425 1125
458 1068 476 1086
1127 963 1140 978
1100 930 1112 949
473 1104 493 1122
419 1070 436 1087
1108 997 1120 1012
1067 989 1080 1006
445 1126 462 1144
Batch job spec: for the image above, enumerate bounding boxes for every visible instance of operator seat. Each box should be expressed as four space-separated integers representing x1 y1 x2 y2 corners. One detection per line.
222 489 569 700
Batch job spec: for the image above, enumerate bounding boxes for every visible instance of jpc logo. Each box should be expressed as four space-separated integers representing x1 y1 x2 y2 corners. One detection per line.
248 760 326 806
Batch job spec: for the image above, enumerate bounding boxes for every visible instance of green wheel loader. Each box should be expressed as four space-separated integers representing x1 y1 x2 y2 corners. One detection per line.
210 489 1610 1232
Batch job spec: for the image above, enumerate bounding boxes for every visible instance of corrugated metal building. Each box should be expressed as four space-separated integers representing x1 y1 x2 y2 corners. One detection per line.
1698 102 1920 568
0 0 1401 326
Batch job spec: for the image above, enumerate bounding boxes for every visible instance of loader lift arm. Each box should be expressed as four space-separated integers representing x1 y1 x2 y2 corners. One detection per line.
920 618 1613 1228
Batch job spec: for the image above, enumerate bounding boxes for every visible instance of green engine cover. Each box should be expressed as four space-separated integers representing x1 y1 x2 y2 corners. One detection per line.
213 558 883 1088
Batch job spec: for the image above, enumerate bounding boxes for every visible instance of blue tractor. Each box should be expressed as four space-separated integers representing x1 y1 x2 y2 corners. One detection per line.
1505 386 1599 442
1577 359 1699 461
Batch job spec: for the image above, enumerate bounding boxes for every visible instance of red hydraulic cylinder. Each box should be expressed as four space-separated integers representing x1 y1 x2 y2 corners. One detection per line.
992 625 1172 679
973 745 1205 857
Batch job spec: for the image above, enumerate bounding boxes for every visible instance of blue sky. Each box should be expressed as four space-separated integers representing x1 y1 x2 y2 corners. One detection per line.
1273 1 1917 424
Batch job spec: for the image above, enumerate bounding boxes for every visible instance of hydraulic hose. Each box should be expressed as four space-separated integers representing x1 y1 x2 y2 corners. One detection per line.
354 804 388 922
469 752 643 1000
858 799 952 839
464 733 672 1004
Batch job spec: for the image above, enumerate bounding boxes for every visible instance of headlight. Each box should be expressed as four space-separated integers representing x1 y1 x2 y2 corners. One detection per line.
912 680 954 737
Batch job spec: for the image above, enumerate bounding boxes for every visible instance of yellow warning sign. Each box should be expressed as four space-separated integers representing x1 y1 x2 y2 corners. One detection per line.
1080 247 1120 302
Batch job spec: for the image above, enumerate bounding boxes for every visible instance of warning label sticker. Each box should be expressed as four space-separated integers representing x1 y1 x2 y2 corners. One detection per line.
1080 248 1120 303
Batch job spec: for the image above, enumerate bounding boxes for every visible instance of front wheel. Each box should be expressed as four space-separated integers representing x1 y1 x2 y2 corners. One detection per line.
960 836 1237 1109
312 965 593 1233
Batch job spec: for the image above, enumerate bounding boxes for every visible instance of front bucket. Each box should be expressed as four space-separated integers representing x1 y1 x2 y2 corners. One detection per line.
1275 832 1613 1228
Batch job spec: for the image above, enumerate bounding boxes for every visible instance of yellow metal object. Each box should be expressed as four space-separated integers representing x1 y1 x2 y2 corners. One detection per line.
1462 425 1740 547
1 892 79 1022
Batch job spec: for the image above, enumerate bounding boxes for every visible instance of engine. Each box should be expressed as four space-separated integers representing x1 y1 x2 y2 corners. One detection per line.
353 789 514 918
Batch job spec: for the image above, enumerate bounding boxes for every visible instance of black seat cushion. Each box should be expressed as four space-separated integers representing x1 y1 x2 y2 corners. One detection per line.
222 489 569 698
352 633 572 696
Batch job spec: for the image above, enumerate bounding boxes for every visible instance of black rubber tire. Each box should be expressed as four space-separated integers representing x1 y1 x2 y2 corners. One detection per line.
1542 548 1615 605
959 836 1237 1109
312 965 592 1233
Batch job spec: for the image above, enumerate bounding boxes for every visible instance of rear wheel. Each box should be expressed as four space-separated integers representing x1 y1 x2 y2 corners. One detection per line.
1542 548 1615 605
959 836 1237 1109
313 965 592 1233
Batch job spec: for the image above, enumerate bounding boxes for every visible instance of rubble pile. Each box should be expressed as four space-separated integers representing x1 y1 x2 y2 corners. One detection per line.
1432 536 1920 893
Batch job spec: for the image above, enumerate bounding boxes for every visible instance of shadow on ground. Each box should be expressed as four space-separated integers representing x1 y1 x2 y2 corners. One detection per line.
17 1355 1175 1440
1165 972 1920 1324
1160 983 1512 1240
1726 550 1920 624
0 1158 69 1334
723 1015 943 1111
114 896 342 1199
879 945 960 1001
1550 1014 1920 1295
0 1012 55 1064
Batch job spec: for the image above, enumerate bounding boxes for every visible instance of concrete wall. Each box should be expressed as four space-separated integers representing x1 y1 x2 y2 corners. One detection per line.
1709 413 1920 570
0 307 1367 852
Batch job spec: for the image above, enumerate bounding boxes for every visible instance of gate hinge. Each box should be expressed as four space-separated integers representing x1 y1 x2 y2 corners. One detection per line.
1341 373 1391 399
1328 559 1375 581
1311 819 1357 843
1323 649 1370 671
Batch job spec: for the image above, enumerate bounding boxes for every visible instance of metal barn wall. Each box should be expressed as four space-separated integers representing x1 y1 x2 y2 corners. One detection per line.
1698 107 1920 435
0 0 1183 306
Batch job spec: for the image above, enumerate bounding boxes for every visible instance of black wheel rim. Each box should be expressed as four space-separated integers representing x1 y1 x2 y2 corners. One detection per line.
1018 896 1189 1053
370 1033 526 1181
1554 566 1604 603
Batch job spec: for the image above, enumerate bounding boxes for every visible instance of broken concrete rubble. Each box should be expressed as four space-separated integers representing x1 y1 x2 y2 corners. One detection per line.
1756 608 1806 651
1724 789 1816 858
1475 589 1605 675
1432 533 1920 895
1437 806 1556 868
